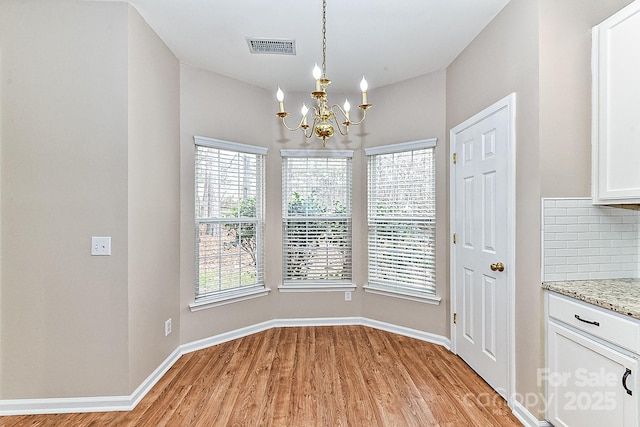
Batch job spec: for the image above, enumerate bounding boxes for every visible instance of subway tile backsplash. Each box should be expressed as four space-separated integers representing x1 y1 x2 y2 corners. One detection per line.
542 198 640 281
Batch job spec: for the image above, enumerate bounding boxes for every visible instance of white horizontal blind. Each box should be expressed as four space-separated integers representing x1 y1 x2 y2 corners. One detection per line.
282 154 352 284
367 145 436 295
194 141 265 300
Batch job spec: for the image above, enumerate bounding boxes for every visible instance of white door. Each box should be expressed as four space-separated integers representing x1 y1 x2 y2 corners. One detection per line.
450 94 515 399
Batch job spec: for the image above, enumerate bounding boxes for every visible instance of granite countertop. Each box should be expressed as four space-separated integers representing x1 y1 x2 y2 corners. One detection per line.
542 278 640 320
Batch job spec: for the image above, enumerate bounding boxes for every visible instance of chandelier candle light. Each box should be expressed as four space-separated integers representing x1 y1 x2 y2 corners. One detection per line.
275 0 372 147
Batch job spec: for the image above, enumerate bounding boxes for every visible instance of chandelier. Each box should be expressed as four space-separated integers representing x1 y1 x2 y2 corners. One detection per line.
275 0 372 147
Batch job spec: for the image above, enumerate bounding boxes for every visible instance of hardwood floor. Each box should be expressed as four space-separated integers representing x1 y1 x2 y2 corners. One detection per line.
1 326 522 426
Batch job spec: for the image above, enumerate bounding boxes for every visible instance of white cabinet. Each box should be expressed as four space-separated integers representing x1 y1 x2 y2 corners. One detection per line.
546 292 640 426
592 0 640 204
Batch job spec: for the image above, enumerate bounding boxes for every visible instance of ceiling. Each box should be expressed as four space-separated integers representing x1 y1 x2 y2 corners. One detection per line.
122 0 511 93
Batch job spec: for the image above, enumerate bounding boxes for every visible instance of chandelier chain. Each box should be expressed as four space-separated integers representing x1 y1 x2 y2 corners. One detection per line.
321 0 327 77
274 0 371 145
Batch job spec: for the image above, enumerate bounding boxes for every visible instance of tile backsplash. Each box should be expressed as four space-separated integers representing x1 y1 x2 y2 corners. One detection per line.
542 198 640 281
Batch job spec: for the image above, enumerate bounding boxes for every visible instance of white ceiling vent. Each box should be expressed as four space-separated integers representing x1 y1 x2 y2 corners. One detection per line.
246 38 296 55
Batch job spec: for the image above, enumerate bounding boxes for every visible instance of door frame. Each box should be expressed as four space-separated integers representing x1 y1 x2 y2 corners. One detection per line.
449 92 517 406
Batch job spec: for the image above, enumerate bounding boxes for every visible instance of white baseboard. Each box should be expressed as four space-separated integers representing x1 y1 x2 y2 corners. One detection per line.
180 320 275 354
274 316 362 328
129 346 182 409
511 400 552 427
360 317 451 350
0 317 448 416
0 395 133 416
271 316 451 349
0 346 182 416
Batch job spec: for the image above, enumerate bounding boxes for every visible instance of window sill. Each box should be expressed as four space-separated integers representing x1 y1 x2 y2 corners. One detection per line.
363 284 441 305
278 283 357 293
189 287 271 312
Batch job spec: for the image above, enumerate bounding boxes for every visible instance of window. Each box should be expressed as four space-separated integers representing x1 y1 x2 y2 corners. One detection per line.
192 136 268 309
365 139 439 302
281 150 353 290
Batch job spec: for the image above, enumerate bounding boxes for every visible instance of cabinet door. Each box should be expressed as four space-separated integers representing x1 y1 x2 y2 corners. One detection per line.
547 321 639 427
592 1 640 204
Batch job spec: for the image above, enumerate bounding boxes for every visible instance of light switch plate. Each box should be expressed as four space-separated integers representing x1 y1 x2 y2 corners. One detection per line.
91 237 111 256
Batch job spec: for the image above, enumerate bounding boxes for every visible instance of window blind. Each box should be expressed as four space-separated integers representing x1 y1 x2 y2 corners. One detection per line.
194 138 266 300
282 153 352 284
367 143 436 295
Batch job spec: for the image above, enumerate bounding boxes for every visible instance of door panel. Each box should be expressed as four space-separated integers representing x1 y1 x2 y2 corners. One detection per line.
452 101 511 398
463 268 475 341
463 176 475 247
483 171 496 252
482 274 497 360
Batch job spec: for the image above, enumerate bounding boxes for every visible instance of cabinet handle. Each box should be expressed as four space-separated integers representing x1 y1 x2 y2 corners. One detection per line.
623 368 632 396
574 314 600 326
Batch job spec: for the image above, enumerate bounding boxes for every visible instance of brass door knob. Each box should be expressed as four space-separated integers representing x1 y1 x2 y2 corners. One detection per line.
490 262 505 272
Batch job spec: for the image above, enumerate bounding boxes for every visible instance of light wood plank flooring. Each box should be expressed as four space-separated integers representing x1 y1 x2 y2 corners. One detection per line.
1 326 522 426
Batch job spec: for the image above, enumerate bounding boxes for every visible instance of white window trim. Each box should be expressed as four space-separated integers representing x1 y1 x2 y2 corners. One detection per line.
366 138 439 301
195 135 269 155
193 136 268 308
189 286 272 312
280 149 353 158
364 138 436 156
277 283 356 293
363 284 441 305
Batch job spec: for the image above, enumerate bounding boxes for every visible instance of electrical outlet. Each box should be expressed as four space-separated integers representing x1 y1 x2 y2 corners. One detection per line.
345 291 352 301
165 318 172 336
91 237 111 256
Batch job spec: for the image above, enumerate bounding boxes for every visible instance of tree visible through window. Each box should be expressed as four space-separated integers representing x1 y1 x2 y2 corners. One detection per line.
194 137 266 301
281 151 353 285
366 139 437 296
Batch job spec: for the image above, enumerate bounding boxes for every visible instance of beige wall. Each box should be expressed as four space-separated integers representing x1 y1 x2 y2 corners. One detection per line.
447 0 633 419
0 0 181 399
179 65 278 344
0 0 130 397
269 86 368 322
360 72 449 334
447 0 542 415
2 0 635 415
539 0 634 197
178 66 448 344
127 6 181 390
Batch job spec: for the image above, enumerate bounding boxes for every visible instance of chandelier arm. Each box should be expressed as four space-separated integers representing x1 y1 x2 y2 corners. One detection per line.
330 103 368 127
330 104 347 118
304 115 321 139
326 108 350 136
346 106 369 126
279 115 306 132
333 121 349 136
305 106 321 138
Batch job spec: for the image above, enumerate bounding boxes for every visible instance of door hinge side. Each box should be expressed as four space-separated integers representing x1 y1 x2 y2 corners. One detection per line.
453 233 457 244
453 313 457 324
452 152 457 164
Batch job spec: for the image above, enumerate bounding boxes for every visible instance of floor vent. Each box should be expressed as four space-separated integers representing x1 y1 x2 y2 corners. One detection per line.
246 38 296 55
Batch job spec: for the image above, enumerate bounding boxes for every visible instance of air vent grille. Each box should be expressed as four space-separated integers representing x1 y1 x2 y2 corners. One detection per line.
246 38 296 55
